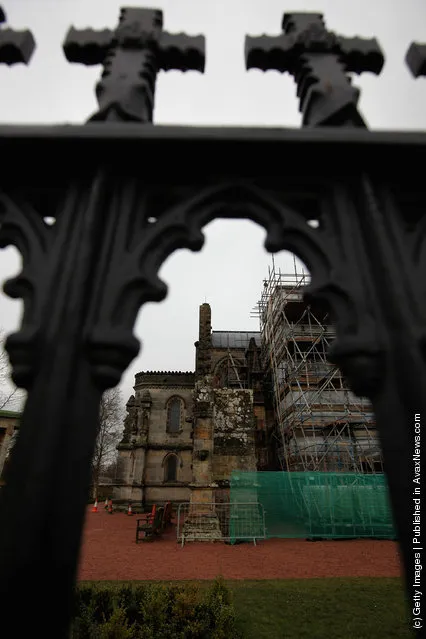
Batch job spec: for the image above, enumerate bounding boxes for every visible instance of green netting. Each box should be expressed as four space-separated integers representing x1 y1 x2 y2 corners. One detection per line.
228 503 266 544
230 471 396 540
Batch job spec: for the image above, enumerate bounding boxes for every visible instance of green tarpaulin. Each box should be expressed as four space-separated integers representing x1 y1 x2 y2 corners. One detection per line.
230 471 396 541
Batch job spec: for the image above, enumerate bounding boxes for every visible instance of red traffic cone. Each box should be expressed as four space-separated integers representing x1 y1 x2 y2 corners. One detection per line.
127 502 133 516
148 503 156 524
92 499 98 513
108 498 113 514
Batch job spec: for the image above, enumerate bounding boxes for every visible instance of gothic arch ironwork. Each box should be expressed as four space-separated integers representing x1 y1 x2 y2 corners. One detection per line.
0 122 425 639
0 4 424 638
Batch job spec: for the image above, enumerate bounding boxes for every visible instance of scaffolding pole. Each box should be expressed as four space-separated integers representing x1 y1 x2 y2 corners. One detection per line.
254 263 383 474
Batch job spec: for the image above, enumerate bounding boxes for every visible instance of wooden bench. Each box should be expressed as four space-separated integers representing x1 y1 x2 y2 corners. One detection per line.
136 506 164 542
135 502 174 542
163 501 173 527
142 503 157 524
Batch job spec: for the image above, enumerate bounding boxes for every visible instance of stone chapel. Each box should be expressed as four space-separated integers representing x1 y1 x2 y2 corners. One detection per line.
113 303 276 506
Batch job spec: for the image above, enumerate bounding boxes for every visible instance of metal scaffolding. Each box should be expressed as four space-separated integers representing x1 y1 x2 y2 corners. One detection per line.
255 262 383 473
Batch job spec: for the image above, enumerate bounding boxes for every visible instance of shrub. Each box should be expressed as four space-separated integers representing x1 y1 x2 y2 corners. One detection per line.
71 579 242 639
98 607 136 639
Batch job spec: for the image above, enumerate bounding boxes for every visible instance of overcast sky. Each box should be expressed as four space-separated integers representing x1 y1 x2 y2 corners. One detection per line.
1 0 426 404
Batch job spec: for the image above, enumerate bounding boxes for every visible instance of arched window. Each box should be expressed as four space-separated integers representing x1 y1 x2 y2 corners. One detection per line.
166 397 183 433
164 454 178 483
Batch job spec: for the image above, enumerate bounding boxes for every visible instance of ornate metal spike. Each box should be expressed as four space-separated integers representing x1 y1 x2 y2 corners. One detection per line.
63 7 205 122
406 41 426 78
245 12 384 126
0 5 36 64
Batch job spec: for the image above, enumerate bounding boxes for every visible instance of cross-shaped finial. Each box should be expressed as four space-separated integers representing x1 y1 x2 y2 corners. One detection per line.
0 6 36 65
405 42 426 78
63 6 205 122
245 12 384 127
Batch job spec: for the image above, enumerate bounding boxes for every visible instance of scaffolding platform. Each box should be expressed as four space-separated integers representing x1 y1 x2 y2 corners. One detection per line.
254 263 383 473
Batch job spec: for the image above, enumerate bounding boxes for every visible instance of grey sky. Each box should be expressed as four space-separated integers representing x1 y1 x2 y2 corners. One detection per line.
1 0 426 403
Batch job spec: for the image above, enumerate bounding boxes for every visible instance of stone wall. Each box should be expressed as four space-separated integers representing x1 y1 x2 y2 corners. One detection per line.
190 377 216 506
136 386 193 446
113 373 195 505
144 447 192 504
212 388 257 487
210 347 246 379
144 484 190 504
253 404 265 429
134 371 195 389
113 354 264 509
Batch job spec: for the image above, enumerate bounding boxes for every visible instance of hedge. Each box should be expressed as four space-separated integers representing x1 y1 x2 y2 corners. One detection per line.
71 577 243 638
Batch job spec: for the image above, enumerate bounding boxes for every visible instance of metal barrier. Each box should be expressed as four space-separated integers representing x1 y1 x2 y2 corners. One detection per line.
176 501 266 547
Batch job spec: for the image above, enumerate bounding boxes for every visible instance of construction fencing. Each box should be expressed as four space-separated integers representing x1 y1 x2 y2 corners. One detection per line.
176 502 266 546
230 471 397 540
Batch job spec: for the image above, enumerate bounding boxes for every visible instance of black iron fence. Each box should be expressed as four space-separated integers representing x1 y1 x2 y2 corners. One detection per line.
0 6 424 637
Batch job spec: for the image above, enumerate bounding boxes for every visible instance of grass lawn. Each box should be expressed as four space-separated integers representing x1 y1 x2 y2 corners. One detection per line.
79 577 413 638
229 577 413 639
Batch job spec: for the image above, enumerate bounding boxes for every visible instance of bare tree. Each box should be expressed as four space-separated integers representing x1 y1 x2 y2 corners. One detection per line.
0 329 25 412
91 386 124 499
101 458 119 482
0 330 26 481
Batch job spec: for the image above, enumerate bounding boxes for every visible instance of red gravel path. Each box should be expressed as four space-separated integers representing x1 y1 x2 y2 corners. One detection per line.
77 506 402 581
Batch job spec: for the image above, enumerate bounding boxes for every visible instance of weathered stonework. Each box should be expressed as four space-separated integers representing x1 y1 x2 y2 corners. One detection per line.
113 371 194 505
182 380 258 541
195 303 212 379
190 376 216 501
181 375 221 540
181 511 223 542
212 388 257 503
111 302 274 523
